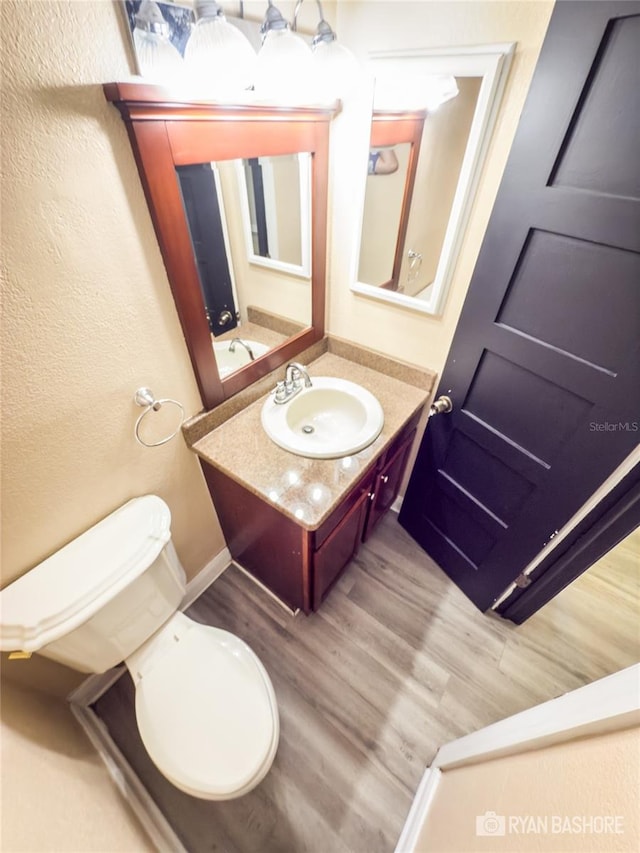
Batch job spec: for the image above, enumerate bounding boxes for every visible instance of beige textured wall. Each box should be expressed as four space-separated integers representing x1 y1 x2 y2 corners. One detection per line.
1 1 225 684
330 0 555 375
416 726 640 852
1 681 153 852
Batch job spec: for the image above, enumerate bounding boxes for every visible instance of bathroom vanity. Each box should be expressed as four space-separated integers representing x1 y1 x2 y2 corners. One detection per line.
105 84 437 613
185 343 435 613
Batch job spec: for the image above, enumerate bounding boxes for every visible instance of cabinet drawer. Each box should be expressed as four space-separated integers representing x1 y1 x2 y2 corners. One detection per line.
313 489 370 609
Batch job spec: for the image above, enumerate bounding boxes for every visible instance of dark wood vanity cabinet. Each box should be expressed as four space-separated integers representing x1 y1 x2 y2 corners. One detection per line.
364 429 416 539
201 410 422 614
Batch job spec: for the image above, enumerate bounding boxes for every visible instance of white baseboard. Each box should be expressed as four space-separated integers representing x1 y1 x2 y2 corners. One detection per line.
394 768 440 853
181 546 231 610
71 703 186 853
391 495 404 514
232 561 299 616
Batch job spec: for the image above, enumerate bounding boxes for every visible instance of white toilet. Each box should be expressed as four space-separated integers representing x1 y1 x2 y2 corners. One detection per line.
0 495 279 800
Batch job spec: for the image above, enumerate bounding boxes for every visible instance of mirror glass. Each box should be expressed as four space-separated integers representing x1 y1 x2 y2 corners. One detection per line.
358 142 412 287
177 156 312 379
239 154 311 276
351 46 515 316
398 76 481 300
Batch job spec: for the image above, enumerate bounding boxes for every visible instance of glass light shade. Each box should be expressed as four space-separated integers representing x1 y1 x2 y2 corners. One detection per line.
312 38 360 100
184 15 257 97
254 29 317 102
133 28 185 84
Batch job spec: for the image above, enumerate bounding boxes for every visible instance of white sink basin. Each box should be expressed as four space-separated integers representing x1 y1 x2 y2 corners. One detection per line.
261 377 384 459
213 340 269 378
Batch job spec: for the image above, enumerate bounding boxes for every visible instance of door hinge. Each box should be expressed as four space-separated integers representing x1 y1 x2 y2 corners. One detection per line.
513 572 532 589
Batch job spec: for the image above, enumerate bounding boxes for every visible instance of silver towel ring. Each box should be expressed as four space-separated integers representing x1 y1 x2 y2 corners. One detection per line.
134 387 185 448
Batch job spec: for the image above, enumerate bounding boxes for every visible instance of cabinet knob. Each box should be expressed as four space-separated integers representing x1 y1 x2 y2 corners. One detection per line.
381 475 389 484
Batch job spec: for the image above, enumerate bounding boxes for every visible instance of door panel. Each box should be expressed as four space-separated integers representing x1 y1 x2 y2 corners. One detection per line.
400 1 640 611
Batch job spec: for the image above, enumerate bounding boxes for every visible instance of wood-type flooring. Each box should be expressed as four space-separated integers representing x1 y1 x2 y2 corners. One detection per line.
93 517 639 853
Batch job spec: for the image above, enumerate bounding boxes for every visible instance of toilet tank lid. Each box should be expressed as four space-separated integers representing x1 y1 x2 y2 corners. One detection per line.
0 496 172 653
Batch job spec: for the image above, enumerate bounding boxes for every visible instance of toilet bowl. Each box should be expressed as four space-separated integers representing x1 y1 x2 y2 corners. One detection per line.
127 612 279 799
0 496 279 800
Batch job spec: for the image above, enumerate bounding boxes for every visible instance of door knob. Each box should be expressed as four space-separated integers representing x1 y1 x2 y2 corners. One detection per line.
429 395 453 416
217 310 233 326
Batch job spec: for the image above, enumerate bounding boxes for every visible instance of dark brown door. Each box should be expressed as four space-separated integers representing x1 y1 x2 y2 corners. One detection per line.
400 1 640 611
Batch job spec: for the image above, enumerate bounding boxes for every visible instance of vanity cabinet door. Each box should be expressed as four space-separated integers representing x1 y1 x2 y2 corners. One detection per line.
312 489 371 609
364 430 416 540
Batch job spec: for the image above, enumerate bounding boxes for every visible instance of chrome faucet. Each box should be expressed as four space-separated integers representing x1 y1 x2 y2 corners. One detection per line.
274 362 312 404
228 338 255 361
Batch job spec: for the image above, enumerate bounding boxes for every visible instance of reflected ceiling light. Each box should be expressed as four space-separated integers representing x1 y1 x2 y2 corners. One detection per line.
423 75 459 111
374 74 459 112
184 0 256 97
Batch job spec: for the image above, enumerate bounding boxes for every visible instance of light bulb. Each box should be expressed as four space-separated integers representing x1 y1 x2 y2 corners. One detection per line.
312 37 360 100
254 28 316 102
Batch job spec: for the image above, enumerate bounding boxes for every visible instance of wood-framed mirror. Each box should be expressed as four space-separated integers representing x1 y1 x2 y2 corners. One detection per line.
104 83 338 409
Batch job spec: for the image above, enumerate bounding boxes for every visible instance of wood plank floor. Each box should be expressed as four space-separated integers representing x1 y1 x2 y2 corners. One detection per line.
93 516 640 853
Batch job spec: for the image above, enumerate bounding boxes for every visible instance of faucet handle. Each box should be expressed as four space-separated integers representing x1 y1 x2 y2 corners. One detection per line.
286 362 312 388
274 381 288 403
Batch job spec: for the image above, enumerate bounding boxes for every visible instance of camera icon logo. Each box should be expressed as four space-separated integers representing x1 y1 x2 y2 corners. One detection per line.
476 811 506 836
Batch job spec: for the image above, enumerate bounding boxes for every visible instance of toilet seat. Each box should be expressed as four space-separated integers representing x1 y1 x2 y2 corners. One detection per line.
130 616 279 800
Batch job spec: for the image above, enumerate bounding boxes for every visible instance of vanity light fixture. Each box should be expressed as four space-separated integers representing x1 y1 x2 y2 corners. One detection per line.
184 0 257 97
255 0 359 101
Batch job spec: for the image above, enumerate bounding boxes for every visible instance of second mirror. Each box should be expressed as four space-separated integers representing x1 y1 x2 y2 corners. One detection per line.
176 155 312 381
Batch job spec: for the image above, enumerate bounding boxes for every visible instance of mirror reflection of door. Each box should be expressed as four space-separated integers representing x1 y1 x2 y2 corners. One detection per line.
176 158 312 380
400 76 481 300
176 163 239 337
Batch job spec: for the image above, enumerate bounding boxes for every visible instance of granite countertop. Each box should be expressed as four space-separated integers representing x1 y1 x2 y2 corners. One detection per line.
192 351 432 530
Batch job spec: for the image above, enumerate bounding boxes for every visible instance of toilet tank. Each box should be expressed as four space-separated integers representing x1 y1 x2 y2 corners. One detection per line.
0 496 187 673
